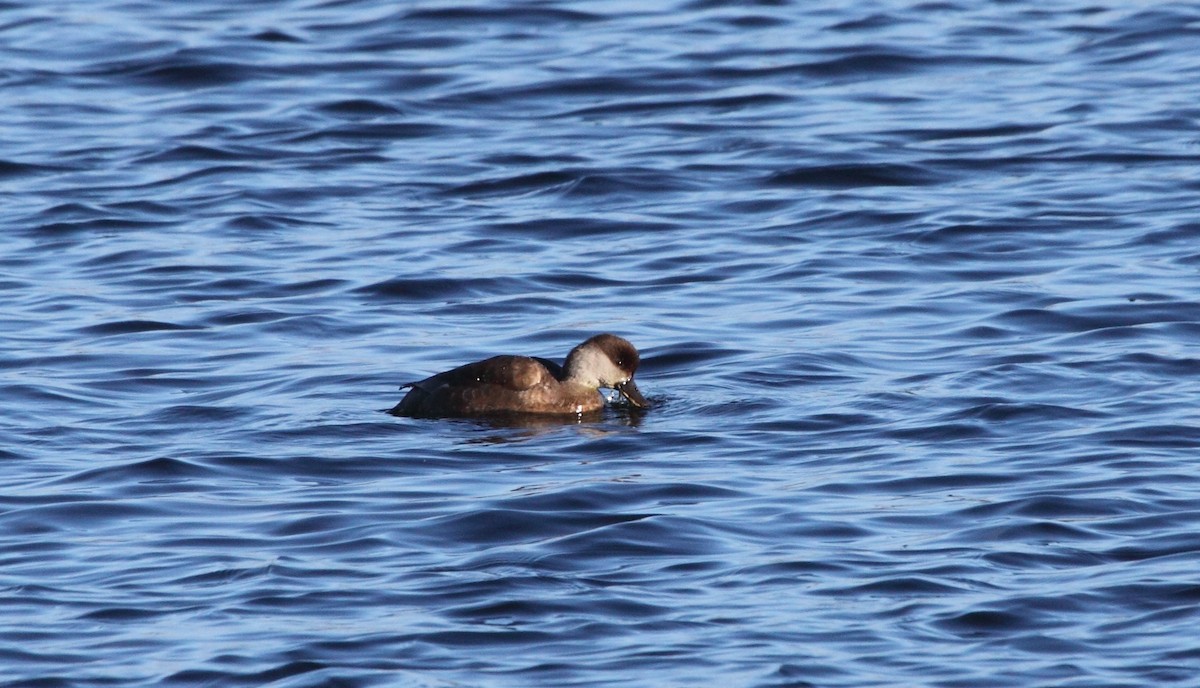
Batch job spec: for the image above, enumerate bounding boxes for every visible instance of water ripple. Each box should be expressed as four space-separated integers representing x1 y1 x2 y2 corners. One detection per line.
3 0 1200 686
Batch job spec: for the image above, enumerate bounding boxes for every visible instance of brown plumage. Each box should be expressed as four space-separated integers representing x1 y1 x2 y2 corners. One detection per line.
390 334 648 418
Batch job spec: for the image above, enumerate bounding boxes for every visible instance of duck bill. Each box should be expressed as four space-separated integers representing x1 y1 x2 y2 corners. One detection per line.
614 379 649 409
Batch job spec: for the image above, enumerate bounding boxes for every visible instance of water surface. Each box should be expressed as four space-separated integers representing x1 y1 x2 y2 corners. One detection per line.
3 1 1200 686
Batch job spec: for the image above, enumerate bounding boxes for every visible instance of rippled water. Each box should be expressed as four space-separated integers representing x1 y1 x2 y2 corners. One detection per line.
4 1 1200 686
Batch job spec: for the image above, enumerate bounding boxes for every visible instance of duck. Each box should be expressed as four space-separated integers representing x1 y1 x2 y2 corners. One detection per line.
390 334 648 418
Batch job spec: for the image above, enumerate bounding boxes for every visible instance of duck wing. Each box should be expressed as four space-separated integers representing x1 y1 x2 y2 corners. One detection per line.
439 355 555 391
531 356 564 380
391 356 557 417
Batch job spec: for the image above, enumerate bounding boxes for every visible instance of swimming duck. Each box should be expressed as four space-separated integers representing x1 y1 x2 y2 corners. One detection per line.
390 334 648 418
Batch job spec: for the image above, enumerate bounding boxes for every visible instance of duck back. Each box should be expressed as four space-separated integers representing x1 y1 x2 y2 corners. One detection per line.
390 355 600 417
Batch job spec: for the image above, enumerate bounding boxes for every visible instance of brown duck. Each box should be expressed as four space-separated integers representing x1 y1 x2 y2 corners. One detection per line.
390 334 648 417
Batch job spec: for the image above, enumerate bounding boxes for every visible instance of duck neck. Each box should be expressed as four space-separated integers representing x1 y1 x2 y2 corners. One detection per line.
562 346 605 388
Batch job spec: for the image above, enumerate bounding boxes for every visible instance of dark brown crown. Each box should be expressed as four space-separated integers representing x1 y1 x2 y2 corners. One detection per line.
580 333 639 375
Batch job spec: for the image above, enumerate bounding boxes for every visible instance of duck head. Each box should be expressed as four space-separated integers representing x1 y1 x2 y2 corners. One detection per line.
563 334 648 409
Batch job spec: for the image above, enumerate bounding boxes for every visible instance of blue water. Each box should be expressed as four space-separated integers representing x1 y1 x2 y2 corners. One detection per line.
4 1 1200 686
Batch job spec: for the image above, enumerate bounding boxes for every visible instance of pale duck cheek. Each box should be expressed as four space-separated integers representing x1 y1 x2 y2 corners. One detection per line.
569 346 616 387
